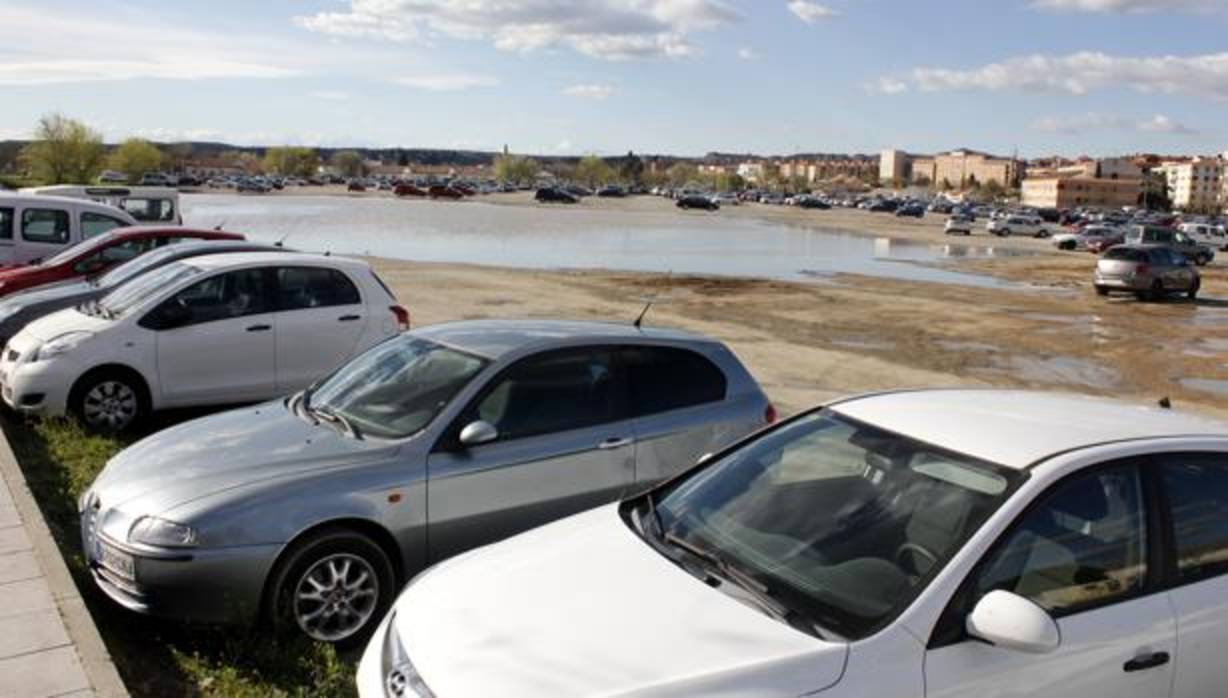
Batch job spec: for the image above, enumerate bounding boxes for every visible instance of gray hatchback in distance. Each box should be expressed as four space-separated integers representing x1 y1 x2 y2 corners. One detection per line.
79 319 772 646
1094 243 1201 301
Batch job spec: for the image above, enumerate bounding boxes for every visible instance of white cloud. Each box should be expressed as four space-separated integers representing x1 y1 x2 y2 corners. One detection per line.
1031 0 1226 13
309 90 351 101
0 6 300 85
554 140 574 152
879 51 1228 100
564 84 615 99
788 1 840 23
1034 112 1197 135
294 0 740 60
737 47 759 60
392 74 499 91
131 127 225 142
866 76 908 94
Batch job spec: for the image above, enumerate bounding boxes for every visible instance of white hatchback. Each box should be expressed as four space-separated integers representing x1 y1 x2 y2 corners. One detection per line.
0 252 409 429
360 389 1228 698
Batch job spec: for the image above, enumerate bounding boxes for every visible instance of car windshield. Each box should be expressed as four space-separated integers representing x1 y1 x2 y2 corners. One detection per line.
647 410 1018 640
306 335 489 439
96 262 203 318
95 245 184 288
41 231 120 267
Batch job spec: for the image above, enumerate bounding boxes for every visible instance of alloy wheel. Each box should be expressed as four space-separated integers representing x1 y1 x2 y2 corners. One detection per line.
292 553 379 642
82 381 138 430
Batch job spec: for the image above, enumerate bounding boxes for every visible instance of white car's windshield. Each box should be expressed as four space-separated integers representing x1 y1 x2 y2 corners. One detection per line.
96 262 203 318
647 410 1019 640
307 335 489 439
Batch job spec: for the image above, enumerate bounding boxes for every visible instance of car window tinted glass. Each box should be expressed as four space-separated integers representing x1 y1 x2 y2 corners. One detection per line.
653 411 1016 639
157 268 268 326
622 346 725 416
96 245 183 288
21 208 70 244
974 466 1145 616
81 212 126 239
474 349 617 441
0 207 13 240
73 239 149 274
310 336 488 439
276 267 361 310
120 198 174 222
1104 247 1146 262
100 262 203 318
1162 456 1228 584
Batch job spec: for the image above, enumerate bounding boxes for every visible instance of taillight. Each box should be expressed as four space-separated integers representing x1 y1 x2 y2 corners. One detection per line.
390 305 410 332
765 403 777 424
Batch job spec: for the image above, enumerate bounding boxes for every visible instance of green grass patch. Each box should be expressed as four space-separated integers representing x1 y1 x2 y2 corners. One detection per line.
3 415 357 697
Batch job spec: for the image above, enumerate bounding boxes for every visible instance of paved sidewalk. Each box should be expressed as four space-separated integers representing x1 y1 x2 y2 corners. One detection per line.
0 432 127 697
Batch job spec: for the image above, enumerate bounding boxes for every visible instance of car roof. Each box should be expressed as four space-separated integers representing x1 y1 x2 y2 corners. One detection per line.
0 191 134 212
411 319 715 360
830 389 1228 469
179 251 365 271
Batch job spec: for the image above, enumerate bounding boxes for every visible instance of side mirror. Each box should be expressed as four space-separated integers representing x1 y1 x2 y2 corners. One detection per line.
458 420 498 448
966 590 1060 654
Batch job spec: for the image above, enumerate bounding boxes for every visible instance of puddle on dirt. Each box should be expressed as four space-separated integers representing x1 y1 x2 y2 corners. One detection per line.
1181 378 1228 397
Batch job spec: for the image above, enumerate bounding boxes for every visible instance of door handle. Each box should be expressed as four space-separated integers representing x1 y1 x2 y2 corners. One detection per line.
1123 652 1169 673
338 314 361 322
598 437 633 450
246 324 272 332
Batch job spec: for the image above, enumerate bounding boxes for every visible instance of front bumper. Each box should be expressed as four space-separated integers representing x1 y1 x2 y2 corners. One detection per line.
0 346 75 417
80 509 281 625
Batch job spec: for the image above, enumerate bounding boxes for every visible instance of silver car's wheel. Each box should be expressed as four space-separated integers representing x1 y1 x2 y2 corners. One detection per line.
82 381 138 429
293 553 379 643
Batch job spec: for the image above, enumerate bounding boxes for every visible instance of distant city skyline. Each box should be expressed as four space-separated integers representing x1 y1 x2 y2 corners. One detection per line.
3 0 1228 157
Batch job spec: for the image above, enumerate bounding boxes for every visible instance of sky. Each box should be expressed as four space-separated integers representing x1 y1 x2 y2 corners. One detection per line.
3 0 1228 158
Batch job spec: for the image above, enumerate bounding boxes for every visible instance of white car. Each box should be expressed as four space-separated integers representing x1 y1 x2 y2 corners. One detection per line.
711 193 740 206
0 252 408 430
1178 222 1228 251
944 215 974 235
360 389 1228 698
987 215 1049 238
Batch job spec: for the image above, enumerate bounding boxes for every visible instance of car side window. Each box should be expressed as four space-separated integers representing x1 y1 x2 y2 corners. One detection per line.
73 238 151 274
120 198 174 222
973 466 1147 616
620 346 726 417
276 267 361 310
153 268 268 328
21 208 70 244
80 212 127 239
1161 455 1228 584
0 207 13 240
470 349 617 442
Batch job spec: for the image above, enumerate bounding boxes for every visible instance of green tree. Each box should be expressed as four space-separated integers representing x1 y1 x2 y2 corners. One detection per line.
264 147 321 178
711 172 745 192
107 138 163 184
20 113 106 184
330 150 367 178
493 154 538 185
666 162 698 188
575 155 615 188
618 151 645 185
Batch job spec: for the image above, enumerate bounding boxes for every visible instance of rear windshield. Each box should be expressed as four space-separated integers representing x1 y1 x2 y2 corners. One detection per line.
1103 247 1147 262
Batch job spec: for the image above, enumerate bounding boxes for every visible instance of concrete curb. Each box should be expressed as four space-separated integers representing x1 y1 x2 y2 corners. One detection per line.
0 428 128 698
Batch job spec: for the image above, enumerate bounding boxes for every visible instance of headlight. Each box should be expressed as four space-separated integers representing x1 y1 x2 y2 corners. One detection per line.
31 331 93 362
128 516 197 548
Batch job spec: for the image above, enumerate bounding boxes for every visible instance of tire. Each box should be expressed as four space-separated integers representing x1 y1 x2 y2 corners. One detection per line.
1188 279 1200 300
1037 229 1050 238
68 368 149 432
1060 241 1076 251
1095 285 1108 296
268 527 395 649
1195 254 1210 267
1147 279 1165 302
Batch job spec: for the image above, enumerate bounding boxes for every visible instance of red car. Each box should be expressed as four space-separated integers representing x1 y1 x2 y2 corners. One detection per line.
428 185 464 200
394 184 427 197
0 227 244 299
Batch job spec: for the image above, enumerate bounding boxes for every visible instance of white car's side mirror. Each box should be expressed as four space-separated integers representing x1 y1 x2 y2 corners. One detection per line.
459 420 498 448
966 590 1060 654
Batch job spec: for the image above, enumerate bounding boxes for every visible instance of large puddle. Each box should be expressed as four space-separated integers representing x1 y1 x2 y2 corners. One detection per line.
182 194 1027 288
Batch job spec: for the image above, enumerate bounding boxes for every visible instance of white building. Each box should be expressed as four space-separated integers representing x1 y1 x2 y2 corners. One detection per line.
1159 158 1221 212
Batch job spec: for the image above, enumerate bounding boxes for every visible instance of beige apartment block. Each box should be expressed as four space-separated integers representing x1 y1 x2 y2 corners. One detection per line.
1160 158 1221 212
932 150 1021 189
1021 176 1142 209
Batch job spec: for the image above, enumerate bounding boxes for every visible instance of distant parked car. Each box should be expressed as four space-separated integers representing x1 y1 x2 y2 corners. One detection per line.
596 185 627 198
866 199 899 212
895 203 925 218
0 227 244 300
1053 224 1117 251
711 193 740 207
677 194 719 211
428 185 464 200
393 184 427 197
944 214 974 235
1124 225 1213 266
565 185 593 198
535 187 579 204
76 319 773 646
0 239 282 348
796 196 831 210
1094 244 1200 300
987 215 1050 238
347 181 366 193
0 252 409 430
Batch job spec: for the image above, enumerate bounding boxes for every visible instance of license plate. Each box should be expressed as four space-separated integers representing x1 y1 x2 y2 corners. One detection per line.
99 542 135 581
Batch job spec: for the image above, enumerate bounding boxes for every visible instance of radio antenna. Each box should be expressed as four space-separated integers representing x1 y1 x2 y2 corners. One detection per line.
633 299 653 328
274 231 291 248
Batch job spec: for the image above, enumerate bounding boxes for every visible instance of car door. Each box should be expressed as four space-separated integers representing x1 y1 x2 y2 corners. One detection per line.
424 347 636 562
1156 453 1228 698
148 267 277 405
271 266 368 392
926 463 1176 698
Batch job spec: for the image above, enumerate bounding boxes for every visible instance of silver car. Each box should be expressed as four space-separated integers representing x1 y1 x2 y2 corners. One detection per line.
1094 243 1200 300
79 320 772 646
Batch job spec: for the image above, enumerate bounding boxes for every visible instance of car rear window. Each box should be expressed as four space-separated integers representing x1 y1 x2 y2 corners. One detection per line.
1103 247 1147 262
621 345 726 416
276 267 361 309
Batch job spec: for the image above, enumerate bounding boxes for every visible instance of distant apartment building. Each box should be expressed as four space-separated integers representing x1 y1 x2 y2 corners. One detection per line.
883 148 1020 189
1021 177 1142 209
736 161 765 182
1160 158 1221 212
880 149 909 183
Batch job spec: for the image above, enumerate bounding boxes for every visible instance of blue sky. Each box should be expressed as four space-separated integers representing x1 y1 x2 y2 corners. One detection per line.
3 0 1228 157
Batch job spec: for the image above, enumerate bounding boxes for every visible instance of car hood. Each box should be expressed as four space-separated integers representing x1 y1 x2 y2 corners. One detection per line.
92 401 399 513
390 506 846 698
16 307 111 342
0 279 94 311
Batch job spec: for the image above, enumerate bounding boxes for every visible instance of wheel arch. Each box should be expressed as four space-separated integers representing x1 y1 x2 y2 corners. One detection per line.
68 362 154 412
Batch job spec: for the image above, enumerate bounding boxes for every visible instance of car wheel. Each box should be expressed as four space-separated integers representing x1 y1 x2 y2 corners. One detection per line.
1147 280 1165 302
1188 279 1200 300
69 368 148 432
1037 229 1050 238
1060 241 1076 250
269 527 395 648
1195 254 1210 266
1095 285 1109 296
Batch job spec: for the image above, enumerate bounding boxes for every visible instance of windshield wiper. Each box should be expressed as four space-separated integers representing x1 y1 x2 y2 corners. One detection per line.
310 405 361 440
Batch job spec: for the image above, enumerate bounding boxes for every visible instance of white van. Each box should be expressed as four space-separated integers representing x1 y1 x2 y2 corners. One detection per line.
1178 222 1228 251
21 185 181 226
0 193 138 266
